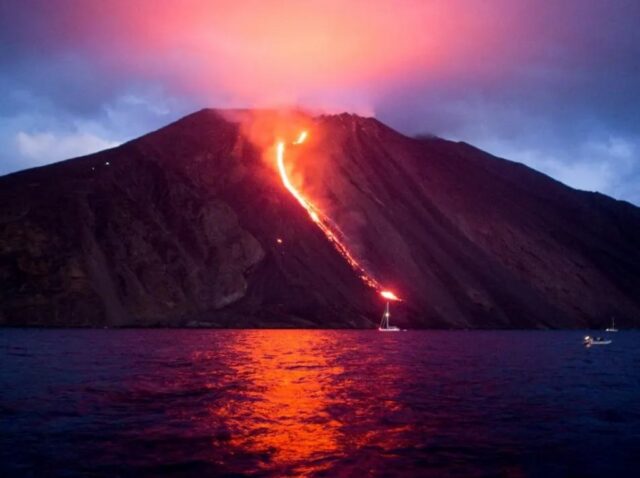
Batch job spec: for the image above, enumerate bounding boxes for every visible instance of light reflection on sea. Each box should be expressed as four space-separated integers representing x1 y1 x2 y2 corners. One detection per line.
1 329 639 477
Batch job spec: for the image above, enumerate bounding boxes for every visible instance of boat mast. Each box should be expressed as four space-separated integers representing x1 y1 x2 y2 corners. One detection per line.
381 301 390 329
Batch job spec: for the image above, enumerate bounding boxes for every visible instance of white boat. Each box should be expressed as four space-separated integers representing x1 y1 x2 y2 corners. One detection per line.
605 318 618 332
584 335 612 346
378 301 400 332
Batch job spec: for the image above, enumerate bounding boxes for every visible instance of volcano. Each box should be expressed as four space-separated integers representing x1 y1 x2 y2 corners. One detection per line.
1 109 639 328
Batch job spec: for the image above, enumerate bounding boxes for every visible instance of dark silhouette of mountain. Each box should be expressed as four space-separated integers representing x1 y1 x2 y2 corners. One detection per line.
1 109 639 328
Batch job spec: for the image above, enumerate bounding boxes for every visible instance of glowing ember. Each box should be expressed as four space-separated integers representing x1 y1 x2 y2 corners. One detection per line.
293 131 308 144
276 238 283 244
380 290 400 301
276 132 397 295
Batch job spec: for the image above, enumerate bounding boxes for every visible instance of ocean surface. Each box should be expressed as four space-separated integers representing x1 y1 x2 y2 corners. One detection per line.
1 329 639 477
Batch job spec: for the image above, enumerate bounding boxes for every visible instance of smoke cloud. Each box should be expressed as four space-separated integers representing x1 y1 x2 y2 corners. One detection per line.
1 0 639 204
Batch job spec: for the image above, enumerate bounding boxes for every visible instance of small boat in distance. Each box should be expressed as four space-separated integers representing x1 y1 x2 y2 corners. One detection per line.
605 317 618 332
584 335 612 346
379 301 400 332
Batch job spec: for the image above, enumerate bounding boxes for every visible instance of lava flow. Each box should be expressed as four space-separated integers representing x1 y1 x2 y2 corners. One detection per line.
380 290 400 301
276 131 399 301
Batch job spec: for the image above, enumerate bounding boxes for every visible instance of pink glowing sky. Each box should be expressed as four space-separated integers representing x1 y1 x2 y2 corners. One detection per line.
1 0 639 204
34 0 515 109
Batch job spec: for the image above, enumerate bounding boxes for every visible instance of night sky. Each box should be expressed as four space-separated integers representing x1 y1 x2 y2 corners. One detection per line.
1 0 639 204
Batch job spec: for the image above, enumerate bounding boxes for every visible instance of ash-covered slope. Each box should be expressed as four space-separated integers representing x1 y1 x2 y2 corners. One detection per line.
1 109 639 328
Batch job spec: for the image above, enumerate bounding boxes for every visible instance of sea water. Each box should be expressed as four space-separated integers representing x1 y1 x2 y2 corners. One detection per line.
1 329 639 477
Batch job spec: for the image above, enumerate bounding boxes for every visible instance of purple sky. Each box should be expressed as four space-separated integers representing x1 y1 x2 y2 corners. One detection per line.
1 0 639 205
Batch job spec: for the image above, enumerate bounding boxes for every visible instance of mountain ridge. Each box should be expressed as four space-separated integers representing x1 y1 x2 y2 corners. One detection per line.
1 108 639 328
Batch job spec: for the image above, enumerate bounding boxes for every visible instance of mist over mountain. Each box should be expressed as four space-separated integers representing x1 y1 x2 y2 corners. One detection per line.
1 109 639 328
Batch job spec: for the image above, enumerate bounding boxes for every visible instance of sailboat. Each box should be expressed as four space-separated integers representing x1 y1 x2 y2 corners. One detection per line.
605 317 618 332
378 301 400 332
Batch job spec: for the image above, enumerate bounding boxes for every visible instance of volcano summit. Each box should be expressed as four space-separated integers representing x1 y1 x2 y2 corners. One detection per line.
1 109 639 328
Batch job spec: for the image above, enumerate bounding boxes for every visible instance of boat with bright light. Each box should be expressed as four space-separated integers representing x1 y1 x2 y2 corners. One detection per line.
379 301 400 332
583 335 612 346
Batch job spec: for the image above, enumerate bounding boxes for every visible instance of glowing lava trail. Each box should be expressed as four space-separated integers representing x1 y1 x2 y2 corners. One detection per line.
277 131 398 299
380 290 400 301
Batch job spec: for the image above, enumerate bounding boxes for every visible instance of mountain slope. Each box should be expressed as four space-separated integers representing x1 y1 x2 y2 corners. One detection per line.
1 109 639 328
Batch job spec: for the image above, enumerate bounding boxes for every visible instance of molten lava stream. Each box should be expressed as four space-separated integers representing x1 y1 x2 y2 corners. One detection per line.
276 132 384 293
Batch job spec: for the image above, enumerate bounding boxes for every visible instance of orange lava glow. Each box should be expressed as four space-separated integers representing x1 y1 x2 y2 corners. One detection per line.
293 131 308 144
381 290 401 301
276 131 385 292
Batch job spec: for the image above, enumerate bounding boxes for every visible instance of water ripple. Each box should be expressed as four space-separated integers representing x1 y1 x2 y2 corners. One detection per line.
1 329 639 476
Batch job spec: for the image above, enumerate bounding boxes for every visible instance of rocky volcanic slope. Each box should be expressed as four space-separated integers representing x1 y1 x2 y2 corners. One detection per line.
1 109 639 328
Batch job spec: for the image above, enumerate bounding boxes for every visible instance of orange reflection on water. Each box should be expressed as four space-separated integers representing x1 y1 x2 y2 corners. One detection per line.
215 331 345 474
198 330 416 475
